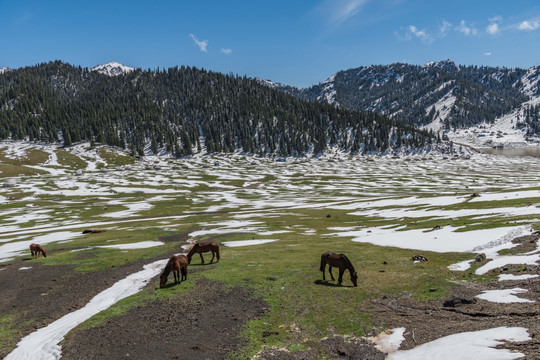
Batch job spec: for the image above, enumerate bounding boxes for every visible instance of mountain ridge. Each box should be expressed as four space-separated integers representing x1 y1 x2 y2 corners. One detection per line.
265 61 540 148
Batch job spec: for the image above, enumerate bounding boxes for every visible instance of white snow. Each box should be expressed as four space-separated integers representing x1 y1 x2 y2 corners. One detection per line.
0 231 83 263
369 327 406 353
96 241 164 250
5 258 167 360
332 225 528 253
498 274 539 281
222 239 276 247
387 327 530 360
90 62 134 77
476 288 534 303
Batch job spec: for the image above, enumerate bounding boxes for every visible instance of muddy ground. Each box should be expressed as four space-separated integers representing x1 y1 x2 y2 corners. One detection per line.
1 236 539 359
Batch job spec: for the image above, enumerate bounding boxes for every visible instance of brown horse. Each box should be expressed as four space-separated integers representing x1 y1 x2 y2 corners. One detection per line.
187 241 220 265
320 252 357 287
29 243 47 258
159 255 188 288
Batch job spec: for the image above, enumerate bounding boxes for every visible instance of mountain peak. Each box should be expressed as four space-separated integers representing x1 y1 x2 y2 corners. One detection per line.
424 60 458 71
91 62 135 76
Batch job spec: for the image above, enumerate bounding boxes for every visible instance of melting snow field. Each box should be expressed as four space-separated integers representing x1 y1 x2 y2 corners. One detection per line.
381 327 530 360
476 288 535 304
1 142 540 359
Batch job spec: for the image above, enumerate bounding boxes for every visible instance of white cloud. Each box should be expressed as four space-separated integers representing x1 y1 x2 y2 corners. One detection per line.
487 16 502 35
519 20 540 31
322 0 370 26
439 20 452 37
484 51 492 56
407 25 433 44
456 20 478 36
221 48 232 55
189 34 208 52
486 23 499 35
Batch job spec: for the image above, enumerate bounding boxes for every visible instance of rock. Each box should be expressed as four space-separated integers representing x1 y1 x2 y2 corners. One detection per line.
475 253 486 262
443 296 477 307
411 255 428 262
433 225 442 230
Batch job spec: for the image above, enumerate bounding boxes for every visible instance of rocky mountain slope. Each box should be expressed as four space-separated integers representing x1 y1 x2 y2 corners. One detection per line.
267 60 540 148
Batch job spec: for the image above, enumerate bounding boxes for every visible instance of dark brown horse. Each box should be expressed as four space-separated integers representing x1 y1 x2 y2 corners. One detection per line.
159 255 188 288
320 252 357 287
29 243 47 258
187 241 220 265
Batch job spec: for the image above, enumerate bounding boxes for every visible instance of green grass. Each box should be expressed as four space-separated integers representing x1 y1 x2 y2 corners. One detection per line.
56 148 87 169
96 148 135 167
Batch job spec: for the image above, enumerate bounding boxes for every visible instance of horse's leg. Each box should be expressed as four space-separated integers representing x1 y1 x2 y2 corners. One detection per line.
210 251 215 263
181 267 187 281
322 264 326 281
338 268 345 285
199 252 205 265
329 266 335 281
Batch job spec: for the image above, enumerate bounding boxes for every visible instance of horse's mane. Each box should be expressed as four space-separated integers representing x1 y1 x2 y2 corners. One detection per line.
161 262 171 277
187 243 199 257
340 254 355 272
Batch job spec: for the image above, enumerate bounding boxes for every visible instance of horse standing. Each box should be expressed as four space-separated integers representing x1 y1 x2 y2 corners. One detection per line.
29 243 47 259
159 255 188 288
187 241 220 265
320 252 358 287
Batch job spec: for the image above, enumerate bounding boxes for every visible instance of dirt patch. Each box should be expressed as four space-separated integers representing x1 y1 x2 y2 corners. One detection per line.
255 337 386 360
364 276 540 359
0 256 160 359
61 278 267 360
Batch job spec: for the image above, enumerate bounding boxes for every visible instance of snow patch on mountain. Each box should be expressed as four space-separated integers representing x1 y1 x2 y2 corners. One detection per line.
317 74 338 106
91 62 134 77
520 65 540 97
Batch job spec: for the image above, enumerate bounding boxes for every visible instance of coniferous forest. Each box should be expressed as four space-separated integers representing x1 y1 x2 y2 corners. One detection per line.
0 61 438 157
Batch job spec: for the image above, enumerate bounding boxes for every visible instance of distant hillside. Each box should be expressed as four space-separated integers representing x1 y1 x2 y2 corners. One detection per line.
0 61 440 157
267 60 540 144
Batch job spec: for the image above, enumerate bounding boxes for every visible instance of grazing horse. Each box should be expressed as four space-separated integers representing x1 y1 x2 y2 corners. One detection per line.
30 243 47 258
187 241 220 265
320 252 358 287
159 255 188 288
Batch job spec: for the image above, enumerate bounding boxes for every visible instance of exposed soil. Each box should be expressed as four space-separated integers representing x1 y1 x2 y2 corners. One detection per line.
363 269 540 359
61 278 267 360
0 255 163 359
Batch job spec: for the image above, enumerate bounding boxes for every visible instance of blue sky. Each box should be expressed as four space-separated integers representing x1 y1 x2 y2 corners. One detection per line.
1 0 540 87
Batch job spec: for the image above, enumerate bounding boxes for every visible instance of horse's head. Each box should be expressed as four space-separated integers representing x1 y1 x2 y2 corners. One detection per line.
351 272 358 287
42 249 47 257
159 274 167 288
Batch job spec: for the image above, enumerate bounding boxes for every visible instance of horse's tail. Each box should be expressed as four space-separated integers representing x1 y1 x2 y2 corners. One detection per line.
320 253 326 272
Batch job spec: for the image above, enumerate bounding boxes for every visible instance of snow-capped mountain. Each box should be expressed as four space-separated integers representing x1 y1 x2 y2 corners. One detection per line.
265 60 540 147
91 62 135 77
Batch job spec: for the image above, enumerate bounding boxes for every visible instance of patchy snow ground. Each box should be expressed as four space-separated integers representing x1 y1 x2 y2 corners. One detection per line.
476 288 535 304
2 141 540 359
384 327 530 360
5 258 167 360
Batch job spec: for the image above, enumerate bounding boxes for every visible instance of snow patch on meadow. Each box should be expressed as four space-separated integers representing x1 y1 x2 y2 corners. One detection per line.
222 239 277 247
386 327 530 360
476 288 534 303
